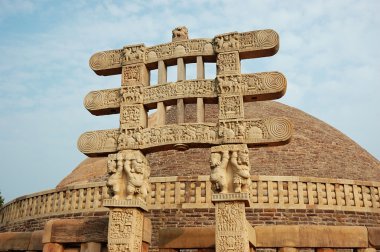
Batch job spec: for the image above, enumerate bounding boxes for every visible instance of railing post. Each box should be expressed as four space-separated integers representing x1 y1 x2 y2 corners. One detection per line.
177 57 186 123
157 60 167 125
196 56 205 123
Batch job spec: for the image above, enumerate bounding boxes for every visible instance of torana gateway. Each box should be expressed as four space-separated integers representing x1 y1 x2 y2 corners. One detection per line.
0 27 379 252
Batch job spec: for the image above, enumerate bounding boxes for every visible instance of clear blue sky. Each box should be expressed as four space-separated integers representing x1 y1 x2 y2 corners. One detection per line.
0 0 379 202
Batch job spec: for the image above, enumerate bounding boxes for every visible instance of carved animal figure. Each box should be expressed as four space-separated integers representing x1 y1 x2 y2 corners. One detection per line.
172 26 189 41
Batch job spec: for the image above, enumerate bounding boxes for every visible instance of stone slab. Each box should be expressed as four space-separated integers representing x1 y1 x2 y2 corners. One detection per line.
43 217 108 243
368 227 380 248
255 225 368 248
0 231 31 250
158 227 215 249
29 230 44 250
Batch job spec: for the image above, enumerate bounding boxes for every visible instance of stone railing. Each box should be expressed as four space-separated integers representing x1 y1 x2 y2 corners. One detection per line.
1 176 380 225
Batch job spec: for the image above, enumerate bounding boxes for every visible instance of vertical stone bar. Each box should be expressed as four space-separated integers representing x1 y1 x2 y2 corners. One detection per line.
177 58 186 123
196 56 205 123
104 199 147 252
212 193 251 252
177 98 185 124
157 60 167 125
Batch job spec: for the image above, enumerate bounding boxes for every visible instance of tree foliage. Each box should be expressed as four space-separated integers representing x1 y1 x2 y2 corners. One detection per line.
0 191 4 207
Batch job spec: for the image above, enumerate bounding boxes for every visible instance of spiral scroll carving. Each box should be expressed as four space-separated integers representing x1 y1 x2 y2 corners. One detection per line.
254 29 279 49
84 91 103 110
77 131 100 153
262 72 286 91
89 52 108 70
266 117 292 140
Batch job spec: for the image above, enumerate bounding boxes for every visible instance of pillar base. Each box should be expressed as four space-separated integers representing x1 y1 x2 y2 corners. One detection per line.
104 199 148 252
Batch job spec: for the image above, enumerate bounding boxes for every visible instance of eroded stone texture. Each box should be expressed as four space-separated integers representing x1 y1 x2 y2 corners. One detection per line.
107 207 144 252
107 150 150 201
215 200 250 252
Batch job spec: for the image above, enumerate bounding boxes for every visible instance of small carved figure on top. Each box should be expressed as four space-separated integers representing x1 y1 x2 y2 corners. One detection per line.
230 149 251 193
172 26 189 41
210 150 229 193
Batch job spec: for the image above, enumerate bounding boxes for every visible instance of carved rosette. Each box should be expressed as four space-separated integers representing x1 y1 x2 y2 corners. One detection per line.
107 208 144 252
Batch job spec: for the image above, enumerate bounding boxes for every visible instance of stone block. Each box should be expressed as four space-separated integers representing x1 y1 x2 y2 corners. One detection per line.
158 227 215 249
0 231 31 251
43 243 64 252
255 225 368 248
368 227 380 248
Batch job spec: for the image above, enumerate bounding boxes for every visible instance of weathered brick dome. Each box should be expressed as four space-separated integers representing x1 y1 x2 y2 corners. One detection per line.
57 100 380 189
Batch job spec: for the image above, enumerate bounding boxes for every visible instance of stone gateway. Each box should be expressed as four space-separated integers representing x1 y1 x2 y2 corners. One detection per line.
0 27 379 252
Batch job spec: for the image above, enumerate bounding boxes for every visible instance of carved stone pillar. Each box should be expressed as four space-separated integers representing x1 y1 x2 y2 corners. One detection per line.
105 149 150 252
103 200 147 252
211 144 253 252
212 193 251 252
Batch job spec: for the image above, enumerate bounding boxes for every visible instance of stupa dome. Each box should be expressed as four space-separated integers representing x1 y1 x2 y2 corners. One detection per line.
57 101 380 189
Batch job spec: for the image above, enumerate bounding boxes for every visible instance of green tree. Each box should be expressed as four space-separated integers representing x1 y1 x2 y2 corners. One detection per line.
0 191 4 207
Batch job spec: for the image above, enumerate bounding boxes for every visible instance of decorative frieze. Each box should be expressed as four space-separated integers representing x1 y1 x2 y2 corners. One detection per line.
84 72 286 115
88 29 279 76
78 118 292 156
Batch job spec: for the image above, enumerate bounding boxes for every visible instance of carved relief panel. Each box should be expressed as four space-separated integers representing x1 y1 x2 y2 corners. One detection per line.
108 208 144 252
119 104 147 129
122 44 146 65
216 51 240 75
219 95 244 119
215 201 249 252
121 64 149 86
